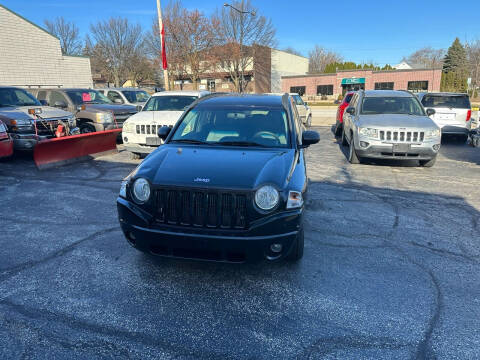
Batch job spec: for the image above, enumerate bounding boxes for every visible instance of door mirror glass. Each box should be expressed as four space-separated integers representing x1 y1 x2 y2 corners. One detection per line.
158 125 171 140
346 107 355 115
301 130 320 148
426 108 435 116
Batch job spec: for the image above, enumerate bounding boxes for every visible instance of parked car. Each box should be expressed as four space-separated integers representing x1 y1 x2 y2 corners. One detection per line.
97 87 150 107
121 91 210 159
417 92 472 142
0 86 75 150
290 93 312 127
117 93 320 262
341 90 441 167
31 88 137 134
0 119 13 159
334 91 355 136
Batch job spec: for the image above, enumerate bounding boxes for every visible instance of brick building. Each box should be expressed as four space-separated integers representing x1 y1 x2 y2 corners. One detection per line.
282 68 442 99
0 4 93 89
173 46 309 93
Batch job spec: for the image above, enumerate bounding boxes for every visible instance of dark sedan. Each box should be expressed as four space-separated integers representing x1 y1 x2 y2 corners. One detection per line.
117 94 320 263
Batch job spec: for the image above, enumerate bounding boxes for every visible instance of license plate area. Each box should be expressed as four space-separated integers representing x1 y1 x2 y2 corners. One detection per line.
146 137 162 146
436 113 455 121
393 143 410 153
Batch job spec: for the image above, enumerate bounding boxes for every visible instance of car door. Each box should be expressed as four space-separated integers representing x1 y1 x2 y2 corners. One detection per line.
344 93 358 140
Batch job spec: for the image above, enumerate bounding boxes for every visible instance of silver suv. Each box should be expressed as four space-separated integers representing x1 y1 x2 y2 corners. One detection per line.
417 92 472 141
341 90 441 167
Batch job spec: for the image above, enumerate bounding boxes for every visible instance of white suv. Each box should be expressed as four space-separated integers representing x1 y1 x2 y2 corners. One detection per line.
122 91 210 158
290 93 312 127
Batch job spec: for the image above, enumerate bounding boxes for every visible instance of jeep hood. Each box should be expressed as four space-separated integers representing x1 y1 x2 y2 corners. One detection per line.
358 114 439 129
0 106 72 120
136 145 296 190
124 111 183 125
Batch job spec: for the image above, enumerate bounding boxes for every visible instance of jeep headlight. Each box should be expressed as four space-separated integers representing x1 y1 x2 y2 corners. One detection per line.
424 128 441 139
132 178 150 203
96 112 114 124
255 185 279 211
358 127 378 138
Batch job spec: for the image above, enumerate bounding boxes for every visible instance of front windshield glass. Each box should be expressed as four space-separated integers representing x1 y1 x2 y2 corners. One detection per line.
65 90 112 105
122 90 150 103
361 96 425 116
143 96 198 111
170 107 290 148
0 88 41 107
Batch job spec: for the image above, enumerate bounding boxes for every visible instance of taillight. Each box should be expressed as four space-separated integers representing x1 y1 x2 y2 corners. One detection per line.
466 110 471 122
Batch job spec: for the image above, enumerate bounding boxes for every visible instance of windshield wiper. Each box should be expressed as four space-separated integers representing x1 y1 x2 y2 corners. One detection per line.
218 141 266 147
170 139 210 145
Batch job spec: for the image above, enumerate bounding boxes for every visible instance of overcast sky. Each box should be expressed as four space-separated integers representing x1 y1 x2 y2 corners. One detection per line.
2 0 479 65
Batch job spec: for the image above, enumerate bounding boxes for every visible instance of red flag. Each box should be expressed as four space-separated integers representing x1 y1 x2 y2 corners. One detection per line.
161 22 168 70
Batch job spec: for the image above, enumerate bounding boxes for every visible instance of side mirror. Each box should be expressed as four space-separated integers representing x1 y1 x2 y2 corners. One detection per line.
54 100 67 108
346 107 355 115
158 125 171 140
76 105 86 112
39 99 48 106
136 104 143 112
114 98 123 104
300 130 320 148
426 108 435 116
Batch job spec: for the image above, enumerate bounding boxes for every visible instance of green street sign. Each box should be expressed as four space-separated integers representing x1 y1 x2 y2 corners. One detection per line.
341 77 365 85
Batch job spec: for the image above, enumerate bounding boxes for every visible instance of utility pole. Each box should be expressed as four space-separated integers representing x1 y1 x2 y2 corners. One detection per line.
156 0 169 90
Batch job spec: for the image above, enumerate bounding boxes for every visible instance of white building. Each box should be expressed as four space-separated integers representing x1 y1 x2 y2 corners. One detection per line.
0 4 93 89
393 61 413 70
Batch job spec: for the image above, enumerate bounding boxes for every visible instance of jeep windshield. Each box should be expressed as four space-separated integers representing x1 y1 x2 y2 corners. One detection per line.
0 88 41 107
361 96 425 116
122 90 149 103
143 96 198 111
421 94 470 109
66 90 113 105
169 107 290 148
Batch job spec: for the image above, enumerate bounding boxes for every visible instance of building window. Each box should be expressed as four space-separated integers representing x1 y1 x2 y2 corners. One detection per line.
290 86 306 96
317 85 333 95
375 82 394 90
408 81 428 92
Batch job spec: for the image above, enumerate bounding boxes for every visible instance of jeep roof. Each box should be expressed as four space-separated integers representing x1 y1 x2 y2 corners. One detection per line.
362 90 413 98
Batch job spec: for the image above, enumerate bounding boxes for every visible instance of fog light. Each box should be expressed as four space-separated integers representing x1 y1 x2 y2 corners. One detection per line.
270 243 282 253
124 137 128 143
433 144 440 151
360 141 369 148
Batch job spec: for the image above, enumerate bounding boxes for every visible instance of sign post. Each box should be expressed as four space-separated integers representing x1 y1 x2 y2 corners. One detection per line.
156 0 169 90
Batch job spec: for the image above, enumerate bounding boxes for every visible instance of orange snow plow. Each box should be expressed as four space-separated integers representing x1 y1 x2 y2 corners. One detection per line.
33 129 121 170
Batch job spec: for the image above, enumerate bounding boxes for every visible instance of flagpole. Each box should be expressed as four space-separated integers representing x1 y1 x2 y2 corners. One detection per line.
156 0 169 90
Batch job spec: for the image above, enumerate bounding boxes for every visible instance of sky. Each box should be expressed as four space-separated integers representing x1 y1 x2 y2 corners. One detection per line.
2 0 479 66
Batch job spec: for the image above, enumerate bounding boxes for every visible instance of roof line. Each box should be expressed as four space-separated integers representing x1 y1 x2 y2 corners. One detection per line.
0 4 60 40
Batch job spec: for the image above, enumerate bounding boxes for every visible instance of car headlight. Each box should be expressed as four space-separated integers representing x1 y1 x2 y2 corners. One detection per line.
96 112 114 123
424 129 441 139
255 185 279 211
358 127 378 138
132 178 150 203
13 119 31 126
286 191 303 209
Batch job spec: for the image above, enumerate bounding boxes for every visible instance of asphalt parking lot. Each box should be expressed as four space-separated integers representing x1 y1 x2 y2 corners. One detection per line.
1 127 479 359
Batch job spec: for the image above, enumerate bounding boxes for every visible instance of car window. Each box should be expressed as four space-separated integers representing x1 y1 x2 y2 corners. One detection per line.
65 90 112 105
122 90 150 103
49 91 68 106
293 95 304 106
108 91 124 103
421 95 470 109
361 96 425 116
143 96 198 111
345 94 353 103
0 88 41 107
37 91 47 101
171 107 290 148
349 94 358 108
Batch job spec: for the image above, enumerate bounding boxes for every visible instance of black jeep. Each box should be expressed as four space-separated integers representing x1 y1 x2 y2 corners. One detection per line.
117 94 320 262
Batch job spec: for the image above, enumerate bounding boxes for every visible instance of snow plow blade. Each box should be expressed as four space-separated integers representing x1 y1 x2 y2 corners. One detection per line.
34 129 121 170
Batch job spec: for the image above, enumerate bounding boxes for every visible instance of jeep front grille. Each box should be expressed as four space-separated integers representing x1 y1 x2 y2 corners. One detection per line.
154 188 248 229
135 124 172 135
379 130 424 142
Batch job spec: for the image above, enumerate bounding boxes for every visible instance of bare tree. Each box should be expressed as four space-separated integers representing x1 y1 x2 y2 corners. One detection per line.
406 47 445 69
214 0 276 92
283 47 303 57
87 18 144 87
44 17 82 55
308 45 343 73
466 40 480 94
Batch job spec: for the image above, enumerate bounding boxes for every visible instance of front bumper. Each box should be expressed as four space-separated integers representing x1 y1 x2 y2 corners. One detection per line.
440 125 469 135
117 197 302 263
11 133 49 150
355 137 440 160
123 144 157 154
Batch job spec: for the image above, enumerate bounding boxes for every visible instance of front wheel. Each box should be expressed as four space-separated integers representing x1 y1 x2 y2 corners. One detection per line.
334 122 342 137
287 228 304 262
79 123 96 134
419 156 437 167
348 137 361 164
341 128 348 146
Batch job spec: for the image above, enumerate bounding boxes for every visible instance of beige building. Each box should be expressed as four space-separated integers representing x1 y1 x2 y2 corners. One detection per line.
0 4 93 89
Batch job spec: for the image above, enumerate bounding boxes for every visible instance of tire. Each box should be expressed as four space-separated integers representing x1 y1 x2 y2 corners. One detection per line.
130 152 141 160
287 228 304 262
341 128 348 146
306 115 312 128
458 135 468 144
334 122 342 137
348 136 361 164
419 156 437 167
79 123 96 134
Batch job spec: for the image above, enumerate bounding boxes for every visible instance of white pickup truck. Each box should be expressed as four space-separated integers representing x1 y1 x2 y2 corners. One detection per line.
121 91 210 159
